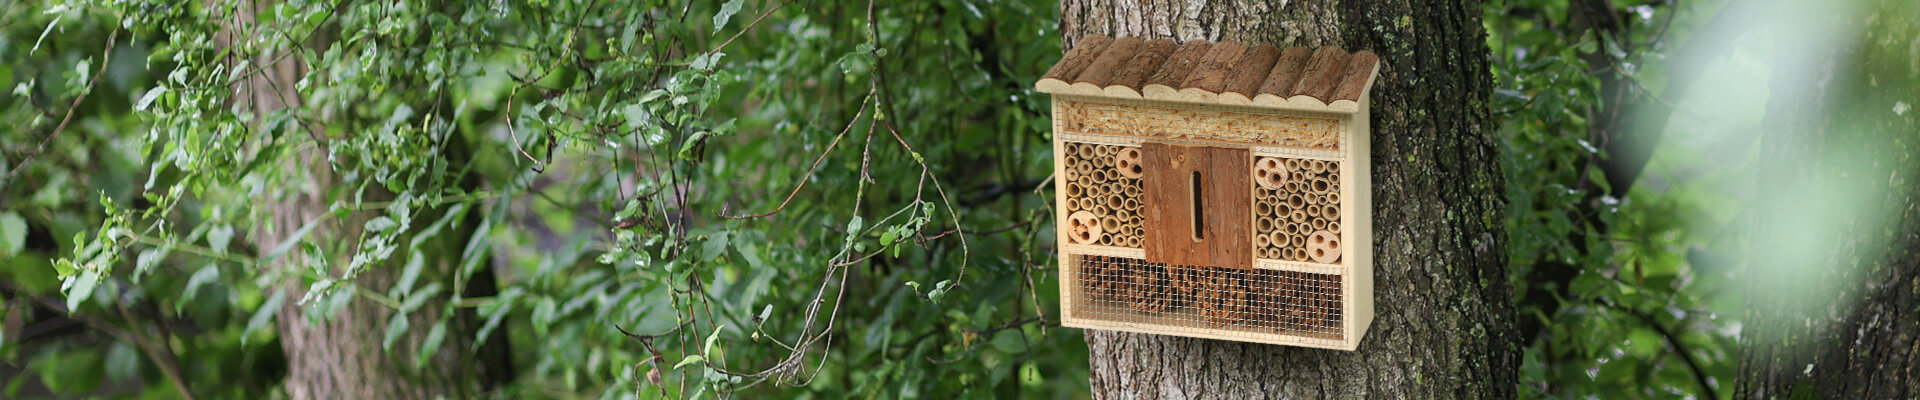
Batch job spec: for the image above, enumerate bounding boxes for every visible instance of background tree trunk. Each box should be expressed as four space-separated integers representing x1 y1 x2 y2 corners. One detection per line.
1736 0 1920 397
1060 1 1518 398
231 1 500 398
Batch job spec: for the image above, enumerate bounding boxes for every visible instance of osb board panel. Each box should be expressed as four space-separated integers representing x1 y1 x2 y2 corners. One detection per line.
1056 98 1342 152
1141 143 1251 270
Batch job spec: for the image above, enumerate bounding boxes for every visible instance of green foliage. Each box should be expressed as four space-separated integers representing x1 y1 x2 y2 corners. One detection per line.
7 0 1075 397
1488 0 1740 398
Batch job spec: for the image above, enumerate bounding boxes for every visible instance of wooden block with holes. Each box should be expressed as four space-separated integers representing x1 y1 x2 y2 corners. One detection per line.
1042 35 1379 350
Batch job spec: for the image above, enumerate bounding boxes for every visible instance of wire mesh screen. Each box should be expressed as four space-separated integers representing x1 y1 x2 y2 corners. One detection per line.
1069 253 1345 342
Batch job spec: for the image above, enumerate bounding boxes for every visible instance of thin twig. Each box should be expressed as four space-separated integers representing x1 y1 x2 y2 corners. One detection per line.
717 95 873 220
3 28 118 183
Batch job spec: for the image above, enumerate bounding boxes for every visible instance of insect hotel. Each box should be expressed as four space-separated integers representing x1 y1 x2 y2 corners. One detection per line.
1039 35 1379 350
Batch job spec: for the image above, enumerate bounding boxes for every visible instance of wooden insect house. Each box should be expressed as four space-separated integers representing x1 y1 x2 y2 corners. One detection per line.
1039 35 1380 350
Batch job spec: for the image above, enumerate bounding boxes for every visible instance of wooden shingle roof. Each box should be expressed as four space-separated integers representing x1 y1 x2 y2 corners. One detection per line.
1035 35 1380 114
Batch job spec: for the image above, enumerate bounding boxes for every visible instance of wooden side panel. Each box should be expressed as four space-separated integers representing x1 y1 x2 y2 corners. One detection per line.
1142 143 1253 269
1205 147 1253 269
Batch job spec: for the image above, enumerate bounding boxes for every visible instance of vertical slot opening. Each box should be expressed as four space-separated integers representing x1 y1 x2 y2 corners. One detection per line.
1191 171 1205 241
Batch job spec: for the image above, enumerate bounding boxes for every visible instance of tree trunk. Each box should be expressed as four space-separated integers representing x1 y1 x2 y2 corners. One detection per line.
1060 1 1518 398
1736 0 1920 397
231 2 497 398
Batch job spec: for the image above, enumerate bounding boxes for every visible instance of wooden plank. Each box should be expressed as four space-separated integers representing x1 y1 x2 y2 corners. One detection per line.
1222 45 1282 96
1205 146 1252 269
1041 34 1114 82
1144 41 1214 90
1179 41 1248 92
1258 47 1315 98
1330 50 1380 103
1104 39 1178 91
1077 37 1144 86
1289 47 1351 100
1141 142 1207 267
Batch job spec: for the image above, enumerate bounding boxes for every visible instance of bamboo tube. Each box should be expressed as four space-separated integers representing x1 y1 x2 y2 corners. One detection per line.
1090 167 1110 184
1076 143 1096 159
1290 209 1307 223
1117 209 1135 221
1292 247 1309 262
1276 203 1293 218
1285 158 1302 171
1101 216 1121 233
1075 163 1094 181
1103 168 1120 182
1288 194 1306 209
1309 160 1328 173
1311 218 1328 231
1093 205 1111 218
1255 232 1272 247
1066 198 1080 211
1305 204 1321 219
1067 211 1101 245
1304 193 1320 206
1307 231 1340 263
1125 236 1142 248
1107 194 1124 210
1269 231 1287 249
1327 193 1340 205
1311 177 1331 194
1285 181 1303 193
1124 198 1140 211
1125 183 1143 197
1256 201 1274 216
1283 221 1300 236
1096 144 1116 157
1291 233 1306 248
1329 221 1341 234
1321 203 1339 220
1078 198 1096 211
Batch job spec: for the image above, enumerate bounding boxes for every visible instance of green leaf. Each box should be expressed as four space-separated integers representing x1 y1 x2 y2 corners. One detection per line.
704 325 722 355
134 86 168 111
179 264 219 311
713 0 744 30
207 225 233 254
65 270 100 312
416 321 447 368
673 355 706 369
531 297 557 335
690 52 725 71
0 212 24 256
243 290 286 345
383 312 411 350
364 216 397 233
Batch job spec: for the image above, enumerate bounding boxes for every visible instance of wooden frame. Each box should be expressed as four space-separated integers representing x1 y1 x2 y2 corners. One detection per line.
1041 36 1379 350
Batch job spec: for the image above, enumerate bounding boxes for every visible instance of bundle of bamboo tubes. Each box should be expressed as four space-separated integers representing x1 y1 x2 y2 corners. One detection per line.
1251 156 1343 264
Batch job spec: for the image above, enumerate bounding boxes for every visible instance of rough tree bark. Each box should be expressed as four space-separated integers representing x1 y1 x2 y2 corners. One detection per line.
1060 1 1518 398
1736 0 1920 397
231 1 503 398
